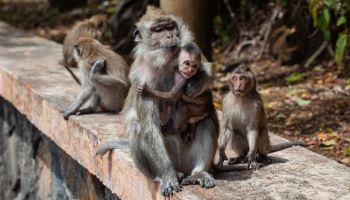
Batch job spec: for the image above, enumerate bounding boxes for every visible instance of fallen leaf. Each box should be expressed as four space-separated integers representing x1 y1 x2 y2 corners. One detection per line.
344 138 350 143
321 139 337 147
343 147 350 156
295 98 311 106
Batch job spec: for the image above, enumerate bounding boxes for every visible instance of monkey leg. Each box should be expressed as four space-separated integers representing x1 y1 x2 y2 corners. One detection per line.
229 132 249 165
257 129 272 164
247 130 260 170
126 105 181 197
181 117 217 188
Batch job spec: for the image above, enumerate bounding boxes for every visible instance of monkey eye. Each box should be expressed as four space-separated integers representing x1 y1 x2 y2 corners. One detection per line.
166 24 175 30
184 61 190 66
151 27 164 32
231 76 237 81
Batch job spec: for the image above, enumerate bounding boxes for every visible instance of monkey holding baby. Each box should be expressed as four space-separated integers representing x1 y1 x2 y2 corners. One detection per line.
137 42 211 137
97 6 222 196
218 64 306 169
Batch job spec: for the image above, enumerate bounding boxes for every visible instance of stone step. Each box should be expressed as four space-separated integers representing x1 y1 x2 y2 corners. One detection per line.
0 21 349 200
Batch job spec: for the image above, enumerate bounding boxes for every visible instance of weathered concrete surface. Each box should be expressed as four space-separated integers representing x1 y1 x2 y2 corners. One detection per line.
0 97 117 200
0 21 349 200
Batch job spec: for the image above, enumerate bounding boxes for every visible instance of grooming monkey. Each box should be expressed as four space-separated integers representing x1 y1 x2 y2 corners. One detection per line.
63 14 108 68
63 37 129 119
218 64 306 169
97 6 220 196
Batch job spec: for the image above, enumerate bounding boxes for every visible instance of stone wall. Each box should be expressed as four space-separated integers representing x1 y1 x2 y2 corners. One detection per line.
0 97 118 200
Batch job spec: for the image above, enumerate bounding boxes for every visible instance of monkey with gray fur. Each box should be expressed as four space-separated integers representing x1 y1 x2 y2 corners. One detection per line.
218 64 307 169
97 6 222 197
63 37 129 119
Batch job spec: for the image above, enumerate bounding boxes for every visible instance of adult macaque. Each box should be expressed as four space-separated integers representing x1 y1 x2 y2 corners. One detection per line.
63 37 129 119
137 42 209 132
113 6 218 196
63 14 108 68
218 64 306 169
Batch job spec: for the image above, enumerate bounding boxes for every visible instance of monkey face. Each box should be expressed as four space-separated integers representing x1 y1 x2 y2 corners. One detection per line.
178 50 199 79
230 74 252 96
148 20 180 49
91 15 108 39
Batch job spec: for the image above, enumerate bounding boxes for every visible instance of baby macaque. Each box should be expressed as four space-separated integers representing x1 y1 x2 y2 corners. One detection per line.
218 64 306 169
63 14 108 68
63 37 129 119
137 42 209 133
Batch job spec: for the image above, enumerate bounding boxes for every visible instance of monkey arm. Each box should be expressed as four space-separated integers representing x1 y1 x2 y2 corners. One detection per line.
90 59 128 87
140 72 187 102
246 128 259 170
92 74 128 87
217 121 231 166
63 86 94 119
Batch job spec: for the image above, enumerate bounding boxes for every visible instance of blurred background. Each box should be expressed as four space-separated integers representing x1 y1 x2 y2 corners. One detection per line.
0 0 349 166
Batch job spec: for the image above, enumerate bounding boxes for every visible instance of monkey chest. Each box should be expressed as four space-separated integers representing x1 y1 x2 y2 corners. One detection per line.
228 105 256 130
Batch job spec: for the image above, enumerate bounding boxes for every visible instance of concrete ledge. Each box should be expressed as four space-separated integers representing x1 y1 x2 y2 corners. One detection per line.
0 21 349 200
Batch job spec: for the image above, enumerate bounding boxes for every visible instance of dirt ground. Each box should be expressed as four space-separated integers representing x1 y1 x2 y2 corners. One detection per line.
1 1 349 167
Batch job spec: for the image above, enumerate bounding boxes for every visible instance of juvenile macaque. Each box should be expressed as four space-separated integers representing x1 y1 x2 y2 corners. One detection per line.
63 14 108 68
63 37 129 119
218 64 306 169
137 42 209 132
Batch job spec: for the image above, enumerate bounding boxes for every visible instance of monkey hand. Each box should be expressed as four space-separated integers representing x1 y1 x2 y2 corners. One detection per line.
63 109 75 120
137 84 150 96
218 150 228 167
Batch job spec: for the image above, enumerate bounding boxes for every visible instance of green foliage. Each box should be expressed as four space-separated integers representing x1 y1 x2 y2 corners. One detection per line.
344 147 350 156
308 0 350 68
285 72 303 84
213 16 231 43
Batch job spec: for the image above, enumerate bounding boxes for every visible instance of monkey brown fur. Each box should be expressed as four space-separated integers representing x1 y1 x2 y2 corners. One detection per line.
63 37 129 119
218 64 306 170
63 14 108 68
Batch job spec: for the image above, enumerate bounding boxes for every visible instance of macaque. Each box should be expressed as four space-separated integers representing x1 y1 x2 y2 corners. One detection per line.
218 64 306 169
100 6 218 196
137 42 209 133
63 14 108 68
63 37 129 119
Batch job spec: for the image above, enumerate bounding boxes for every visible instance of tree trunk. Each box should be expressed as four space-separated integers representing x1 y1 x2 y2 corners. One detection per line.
160 0 213 60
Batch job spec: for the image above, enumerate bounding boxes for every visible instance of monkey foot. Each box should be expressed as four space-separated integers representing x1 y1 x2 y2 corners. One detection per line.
157 175 182 197
247 159 261 170
181 172 215 188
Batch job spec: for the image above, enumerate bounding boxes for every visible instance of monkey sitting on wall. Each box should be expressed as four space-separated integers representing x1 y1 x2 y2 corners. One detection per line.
218 64 306 170
137 42 210 133
63 37 129 119
63 14 108 68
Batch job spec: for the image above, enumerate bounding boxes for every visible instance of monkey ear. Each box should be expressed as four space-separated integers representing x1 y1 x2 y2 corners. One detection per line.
133 29 142 42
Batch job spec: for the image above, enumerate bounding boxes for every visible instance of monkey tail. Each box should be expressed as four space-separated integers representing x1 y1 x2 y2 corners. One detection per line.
268 140 307 153
59 60 81 85
95 140 129 156
212 164 246 173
